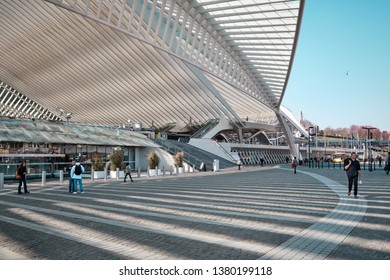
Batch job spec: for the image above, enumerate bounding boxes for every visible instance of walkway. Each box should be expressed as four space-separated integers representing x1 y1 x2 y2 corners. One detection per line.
0 165 389 260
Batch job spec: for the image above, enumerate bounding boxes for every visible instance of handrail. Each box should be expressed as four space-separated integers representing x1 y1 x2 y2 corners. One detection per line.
153 138 203 169
191 119 219 139
214 141 237 163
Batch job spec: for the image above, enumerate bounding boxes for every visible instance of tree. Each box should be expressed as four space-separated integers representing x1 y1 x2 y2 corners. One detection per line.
91 153 104 171
173 151 184 167
110 149 124 170
148 151 160 169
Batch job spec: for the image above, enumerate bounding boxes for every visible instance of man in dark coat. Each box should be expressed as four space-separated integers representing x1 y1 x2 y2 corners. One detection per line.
344 152 361 198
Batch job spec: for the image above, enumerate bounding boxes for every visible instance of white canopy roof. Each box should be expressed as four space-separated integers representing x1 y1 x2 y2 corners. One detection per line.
0 0 304 129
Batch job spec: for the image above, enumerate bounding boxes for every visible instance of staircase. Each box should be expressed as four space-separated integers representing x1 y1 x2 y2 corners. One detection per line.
191 119 219 139
154 138 236 170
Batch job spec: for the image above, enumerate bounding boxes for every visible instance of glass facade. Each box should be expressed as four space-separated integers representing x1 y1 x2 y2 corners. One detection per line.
0 117 158 180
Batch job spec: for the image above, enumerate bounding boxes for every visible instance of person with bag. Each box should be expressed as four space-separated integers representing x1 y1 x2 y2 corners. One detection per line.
386 152 390 175
16 161 29 194
71 160 85 194
67 160 75 192
292 157 298 174
344 152 361 198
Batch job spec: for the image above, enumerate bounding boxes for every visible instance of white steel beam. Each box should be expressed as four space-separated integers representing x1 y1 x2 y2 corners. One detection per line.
153 0 168 43
128 0 139 32
175 9 188 53
168 4 181 49
161 0 175 44
136 0 148 35
145 0 158 40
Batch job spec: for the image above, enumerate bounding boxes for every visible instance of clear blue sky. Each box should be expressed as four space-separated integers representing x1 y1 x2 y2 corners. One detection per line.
282 0 390 132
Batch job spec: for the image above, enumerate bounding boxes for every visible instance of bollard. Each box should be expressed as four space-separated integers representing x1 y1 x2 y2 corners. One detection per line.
116 167 120 180
163 166 166 176
137 167 141 178
104 168 107 181
42 170 46 186
59 170 64 184
147 167 150 177
91 168 94 182
0 173 4 190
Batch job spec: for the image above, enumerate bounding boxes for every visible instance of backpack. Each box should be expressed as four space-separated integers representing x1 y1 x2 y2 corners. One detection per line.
74 165 82 175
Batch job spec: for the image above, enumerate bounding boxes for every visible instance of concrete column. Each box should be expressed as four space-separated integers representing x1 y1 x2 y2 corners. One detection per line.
42 171 46 186
135 147 140 172
0 173 4 190
91 168 95 182
59 170 64 184
238 127 243 143
275 110 300 160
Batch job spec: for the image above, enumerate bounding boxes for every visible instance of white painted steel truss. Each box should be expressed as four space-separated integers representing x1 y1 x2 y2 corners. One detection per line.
0 81 60 121
0 0 304 129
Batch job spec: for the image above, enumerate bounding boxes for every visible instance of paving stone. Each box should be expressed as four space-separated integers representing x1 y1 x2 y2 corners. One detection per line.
0 166 389 259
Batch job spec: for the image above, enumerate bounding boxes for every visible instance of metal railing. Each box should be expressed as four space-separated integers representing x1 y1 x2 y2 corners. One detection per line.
0 162 93 181
191 119 219 139
214 141 237 163
154 138 203 169
302 159 387 171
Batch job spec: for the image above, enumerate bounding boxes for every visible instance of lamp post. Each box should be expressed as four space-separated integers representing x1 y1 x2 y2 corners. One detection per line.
308 126 314 168
362 126 376 172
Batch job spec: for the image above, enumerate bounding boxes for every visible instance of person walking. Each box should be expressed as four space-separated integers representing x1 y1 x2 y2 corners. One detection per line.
67 160 75 192
124 163 134 182
71 160 85 194
260 157 265 167
16 161 29 194
386 152 390 175
292 157 298 174
344 152 361 198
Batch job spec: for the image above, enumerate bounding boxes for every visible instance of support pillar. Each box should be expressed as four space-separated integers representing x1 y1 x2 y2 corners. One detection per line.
42 171 46 186
0 173 4 190
59 170 64 184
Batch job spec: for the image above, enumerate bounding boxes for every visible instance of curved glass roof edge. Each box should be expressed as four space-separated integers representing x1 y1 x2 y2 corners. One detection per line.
0 117 159 147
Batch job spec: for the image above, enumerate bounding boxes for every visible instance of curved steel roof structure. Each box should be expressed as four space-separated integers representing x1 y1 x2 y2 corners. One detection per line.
0 0 305 129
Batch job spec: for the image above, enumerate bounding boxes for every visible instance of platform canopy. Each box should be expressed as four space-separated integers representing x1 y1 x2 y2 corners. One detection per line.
0 0 305 129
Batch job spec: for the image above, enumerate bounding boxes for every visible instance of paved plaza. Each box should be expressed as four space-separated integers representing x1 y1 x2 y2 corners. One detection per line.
0 165 389 260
